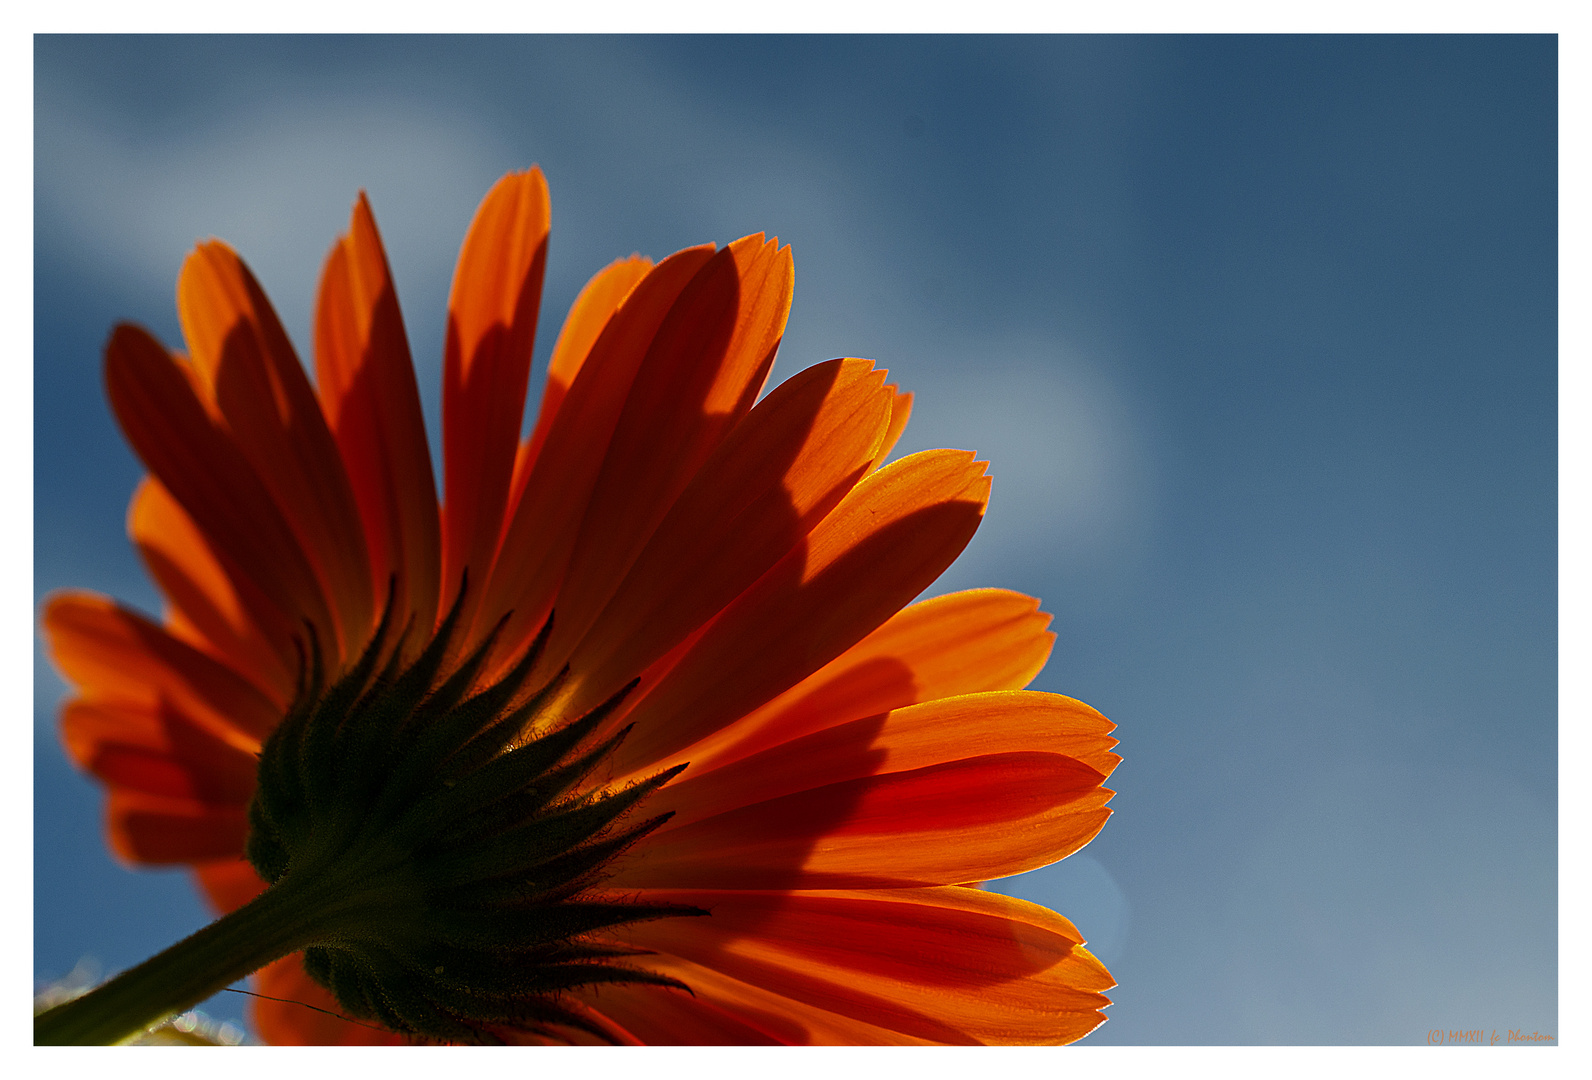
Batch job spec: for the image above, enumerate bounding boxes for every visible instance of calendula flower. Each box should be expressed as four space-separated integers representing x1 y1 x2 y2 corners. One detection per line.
40 169 1118 1045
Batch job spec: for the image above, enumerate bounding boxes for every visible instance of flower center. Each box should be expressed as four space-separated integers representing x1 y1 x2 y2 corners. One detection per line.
245 581 702 1044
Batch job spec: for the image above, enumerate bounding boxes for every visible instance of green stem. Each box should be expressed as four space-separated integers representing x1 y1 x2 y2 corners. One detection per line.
34 866 357 1045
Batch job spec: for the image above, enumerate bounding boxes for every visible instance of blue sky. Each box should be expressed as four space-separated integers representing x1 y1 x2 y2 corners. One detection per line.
33 35 1557 1044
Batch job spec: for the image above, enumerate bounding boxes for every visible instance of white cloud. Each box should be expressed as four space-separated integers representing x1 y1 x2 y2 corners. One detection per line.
894 339 1153 590
35 86 512 358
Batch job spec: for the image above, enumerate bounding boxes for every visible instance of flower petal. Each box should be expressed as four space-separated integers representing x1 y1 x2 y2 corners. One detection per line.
127 477 297 707
500 255 656 561
648 690 1117 832
43 592 278 749
474 245 717 656
441 168 550 616
580 981 786 1045
495 1000 643 1046
615 747 1111 890
193 859 267 915
558 357 893 719
869 384 913 472
105 789 249 865
252 956 406 1045
104 323 338 654
60 698 258 806
518 254 655 479
177 241 374 659
532 235 794 674
579 956 931 1044
606 448 991 775
615 888 1113 1044
314 193 442 648
687 588 1057 772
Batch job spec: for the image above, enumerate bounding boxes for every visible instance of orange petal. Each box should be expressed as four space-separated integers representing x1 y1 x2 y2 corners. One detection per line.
104 323 338 654
474 244 717 657
689 588 1057 772
578 956 931 1044
516 254 655 485
314 193 442 649
606 448 991 775
494 999 644 1046
105 789 249 865
614 747 1111 890
252 955 406 1045
60 697 258 806
558 358 893 718
614 888 1113 1044
128 477 297 707
440 169 551 619
869 384 913 472
193 859 267 915
532 235 794 675
43 592 278 749
581 987 786 1045
648 691 1117 833
177 242 373 660
501 255 655 556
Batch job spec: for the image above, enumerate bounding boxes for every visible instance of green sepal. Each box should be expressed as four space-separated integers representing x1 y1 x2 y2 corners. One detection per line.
242 584 702 1044
393 688 635 850
424 763 687 888
425 900 707 953
245 797 291 884
424 720 632 853
300 593 397 811
445 811 677 908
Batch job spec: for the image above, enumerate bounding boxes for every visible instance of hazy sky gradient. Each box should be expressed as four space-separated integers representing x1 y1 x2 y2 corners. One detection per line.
33 35 1556 1044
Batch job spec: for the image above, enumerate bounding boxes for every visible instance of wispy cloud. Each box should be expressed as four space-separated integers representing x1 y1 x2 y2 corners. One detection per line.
35 82 511 357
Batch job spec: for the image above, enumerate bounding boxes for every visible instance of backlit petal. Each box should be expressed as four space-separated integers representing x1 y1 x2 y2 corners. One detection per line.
500 255 655 555
127 478 297 707
106 789 249 865
615 888 1113 1044
193 860 267 915
557 357 893 718
104 324 337 653
177 241 373 659
60 698 258 806
613 748 1111 890
314 193 442 648
688 588 1056 771
606 448 991 775
517 254 654 481
579 956 932 1044
532 235 794 674
43 592 277 749
252 956 405 1046
441 168 550 619
648 691 1117 832
475 245 716 657
581 981 785 1045
870 384 913 472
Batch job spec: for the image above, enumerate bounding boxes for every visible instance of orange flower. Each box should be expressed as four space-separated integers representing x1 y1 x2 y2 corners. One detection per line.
42 169 1118 1045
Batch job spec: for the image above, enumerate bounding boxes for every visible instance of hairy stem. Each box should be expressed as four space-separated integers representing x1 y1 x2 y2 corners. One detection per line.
33 862 381 1046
